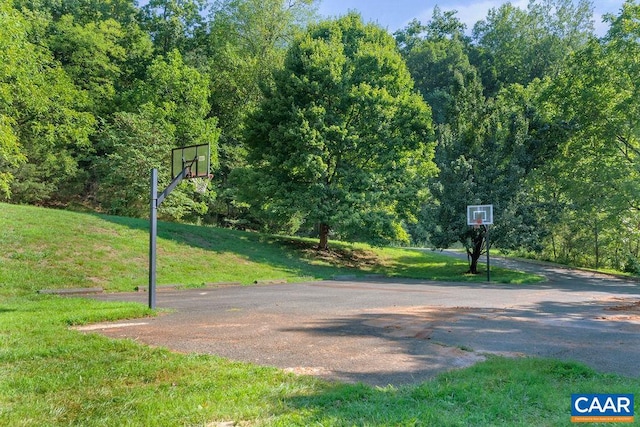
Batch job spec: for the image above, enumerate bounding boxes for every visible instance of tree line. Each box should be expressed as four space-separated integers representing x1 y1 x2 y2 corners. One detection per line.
1 0 639 273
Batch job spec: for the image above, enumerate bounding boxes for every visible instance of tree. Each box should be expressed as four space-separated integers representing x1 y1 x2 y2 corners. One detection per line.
139 50 219 149
395 6 468 50
472 0 594 95
12 0 140 25
428 82 554 274
48 14 126 115
202 0 316 226
539 1 640 269
94 109 174 217
241 14 437 249
96 50 220 218
0 3 95 204
396 10 489 272
397 5 589 274
140 0 208 54
0 2 31 198
204 0 315 139
14 0 156 111
397 8 555 273
8 0 156 205
395 10 479 126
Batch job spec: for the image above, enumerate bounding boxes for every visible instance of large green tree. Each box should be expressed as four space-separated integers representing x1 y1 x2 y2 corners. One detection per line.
395 9 479 128
140 0 208 54
472 0 594 95
202 0 316 226
539 1 640 269
12 0 140 25
7 0 155 205
242 14 436 249
397 9 558 273
428 82 554 274
96 50 220 218
48 14 126 115
13 0 152 111
0 2 30 197
0 3 95 203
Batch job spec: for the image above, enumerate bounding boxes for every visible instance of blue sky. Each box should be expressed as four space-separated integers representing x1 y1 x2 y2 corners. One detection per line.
316 0 626 35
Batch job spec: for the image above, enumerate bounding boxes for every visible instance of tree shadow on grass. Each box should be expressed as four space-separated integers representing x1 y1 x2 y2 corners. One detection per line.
98 213 371 281
98 213 528 286
97 213 640 293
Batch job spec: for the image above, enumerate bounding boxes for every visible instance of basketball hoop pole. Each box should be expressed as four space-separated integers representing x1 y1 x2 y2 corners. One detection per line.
486 225 491 282
149 168 158 309
149 166 189 309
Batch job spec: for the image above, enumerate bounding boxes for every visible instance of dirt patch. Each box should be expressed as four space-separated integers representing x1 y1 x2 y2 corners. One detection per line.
603 298 640 321
277 238 384 269
306 248 383 269
607 300 640 312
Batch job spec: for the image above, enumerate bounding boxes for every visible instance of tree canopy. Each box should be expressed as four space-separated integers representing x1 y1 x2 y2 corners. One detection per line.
241 14 436 249
2 0 640 273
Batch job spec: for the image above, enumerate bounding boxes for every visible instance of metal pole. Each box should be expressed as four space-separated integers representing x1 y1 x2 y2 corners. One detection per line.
149 168 158 309
486 225 491 282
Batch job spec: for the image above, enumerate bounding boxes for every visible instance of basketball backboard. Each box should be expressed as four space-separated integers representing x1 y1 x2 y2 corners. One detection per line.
171 143 210 179
467 204 493 226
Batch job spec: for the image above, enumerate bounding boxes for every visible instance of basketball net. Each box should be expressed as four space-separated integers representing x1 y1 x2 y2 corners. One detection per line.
193 174 213 194
473 217 483 230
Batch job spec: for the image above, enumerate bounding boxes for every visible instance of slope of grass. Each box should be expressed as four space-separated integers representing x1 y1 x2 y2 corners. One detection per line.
8 204 631 426
0 203 540 297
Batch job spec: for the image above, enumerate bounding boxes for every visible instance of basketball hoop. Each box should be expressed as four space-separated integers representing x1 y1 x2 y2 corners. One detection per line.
465 204 493 283
467 205 493 229
193 174 213 194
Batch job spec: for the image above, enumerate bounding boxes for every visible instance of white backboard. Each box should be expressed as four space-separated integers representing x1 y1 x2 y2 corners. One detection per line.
467 204 493 225
171 143 210 179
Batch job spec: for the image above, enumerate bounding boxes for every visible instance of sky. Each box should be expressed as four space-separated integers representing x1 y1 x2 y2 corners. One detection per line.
315 0 627 36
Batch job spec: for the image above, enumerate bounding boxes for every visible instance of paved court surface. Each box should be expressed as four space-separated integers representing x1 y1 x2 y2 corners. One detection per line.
85 255 640 386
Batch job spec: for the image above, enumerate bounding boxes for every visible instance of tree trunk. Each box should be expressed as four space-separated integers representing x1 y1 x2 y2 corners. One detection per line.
467 231 484 274
594 217 599 270
318 223 330 251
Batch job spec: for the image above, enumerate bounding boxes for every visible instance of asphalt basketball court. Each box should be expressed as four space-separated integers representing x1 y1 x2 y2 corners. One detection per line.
84 256 640 386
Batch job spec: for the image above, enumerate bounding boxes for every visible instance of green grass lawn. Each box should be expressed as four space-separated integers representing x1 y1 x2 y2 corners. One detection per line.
1 203 637 426
0 203 540 296
2 295 637 426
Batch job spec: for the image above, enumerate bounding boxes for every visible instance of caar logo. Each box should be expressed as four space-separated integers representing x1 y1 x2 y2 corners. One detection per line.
572 394 634 423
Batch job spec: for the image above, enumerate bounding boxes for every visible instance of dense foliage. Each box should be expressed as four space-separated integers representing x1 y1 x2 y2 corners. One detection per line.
241 14 436 248
1 0 639 270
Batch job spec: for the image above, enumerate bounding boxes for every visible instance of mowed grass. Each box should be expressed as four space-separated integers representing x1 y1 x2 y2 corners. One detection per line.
1 203 637 425
0 203 539 297
2 295 638 426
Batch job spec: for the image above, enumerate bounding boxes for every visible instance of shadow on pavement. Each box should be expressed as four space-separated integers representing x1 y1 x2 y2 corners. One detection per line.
278 299 640 385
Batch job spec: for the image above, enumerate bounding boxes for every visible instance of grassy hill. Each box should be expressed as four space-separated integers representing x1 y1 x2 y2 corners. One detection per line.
1 203 636 426
0 203 539 296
